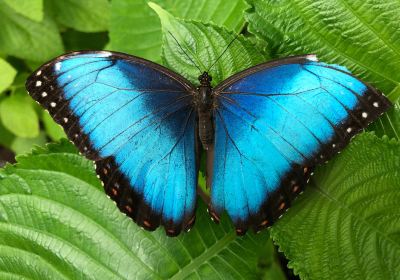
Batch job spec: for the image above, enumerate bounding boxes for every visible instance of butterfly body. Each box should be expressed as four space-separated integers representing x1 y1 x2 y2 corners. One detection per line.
196 72 214 150
26 51 391 236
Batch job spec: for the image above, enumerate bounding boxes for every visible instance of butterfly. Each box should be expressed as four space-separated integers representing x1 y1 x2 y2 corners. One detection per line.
25 51 390 236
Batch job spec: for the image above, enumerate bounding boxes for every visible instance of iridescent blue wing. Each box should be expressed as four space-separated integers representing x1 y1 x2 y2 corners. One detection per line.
209 55 391 234
26 51 199 236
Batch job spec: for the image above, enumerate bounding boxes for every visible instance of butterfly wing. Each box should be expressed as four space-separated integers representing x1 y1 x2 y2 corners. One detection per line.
26 51 199 236
209 55 391 234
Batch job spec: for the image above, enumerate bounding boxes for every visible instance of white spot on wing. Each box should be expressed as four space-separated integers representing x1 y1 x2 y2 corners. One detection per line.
55 62 62 71
36 81 42 87
36 70 42 76
41 92 47 97
347 127 352 133
50 102 56 107
362 112 368 118
306 54 318 62
373 102 379 108
99 51 112 57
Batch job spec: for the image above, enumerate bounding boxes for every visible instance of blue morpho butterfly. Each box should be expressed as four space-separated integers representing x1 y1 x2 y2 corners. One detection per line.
26 43 390 236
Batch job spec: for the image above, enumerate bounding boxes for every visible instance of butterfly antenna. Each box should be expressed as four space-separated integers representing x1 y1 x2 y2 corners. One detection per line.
206 33 239 73
167 31 202 73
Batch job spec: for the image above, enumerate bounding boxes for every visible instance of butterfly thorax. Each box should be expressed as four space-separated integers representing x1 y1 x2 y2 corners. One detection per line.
196 72 214 150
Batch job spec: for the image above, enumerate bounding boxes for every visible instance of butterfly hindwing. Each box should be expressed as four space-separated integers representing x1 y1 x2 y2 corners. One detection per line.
209 55 391 234
26 51 198 236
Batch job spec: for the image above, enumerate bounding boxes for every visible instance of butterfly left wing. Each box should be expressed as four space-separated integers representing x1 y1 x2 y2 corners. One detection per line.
208 55 391 234
26 51 199 236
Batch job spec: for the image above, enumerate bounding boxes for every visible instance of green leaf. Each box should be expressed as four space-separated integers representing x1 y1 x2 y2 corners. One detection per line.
0 1 64 62
258 239 287 280
3 0 43 22
47 0 110 32
0 58 16 94
158 0 249 33
14 140 101 189
245 0 400 103
271 133 400 279
0 141 272 279
0 93 39 138
10 132 47 155
41 111 67 141
110 0 163 61
109 0 248 62
150 2 268 85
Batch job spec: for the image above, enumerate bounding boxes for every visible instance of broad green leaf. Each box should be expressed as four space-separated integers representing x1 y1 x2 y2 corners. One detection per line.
245 0 400 102
271 133 400 279
109 0 248 62
41 111 67 141
3 0 43 22
14 140 101 189
158 0 249 33
109 0 163 61
151 3 268 85
0 1 63 62
258 239 287 280
0 141 274 279
10 132 47 155
0 59 16 93
47 0 110 32
0 93 39 138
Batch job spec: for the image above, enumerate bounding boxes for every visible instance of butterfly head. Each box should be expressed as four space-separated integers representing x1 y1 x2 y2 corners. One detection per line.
198 72 212 86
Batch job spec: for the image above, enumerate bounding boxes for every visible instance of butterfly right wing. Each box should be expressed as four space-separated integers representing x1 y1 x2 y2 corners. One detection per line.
208 55 390 234
26 51 199 236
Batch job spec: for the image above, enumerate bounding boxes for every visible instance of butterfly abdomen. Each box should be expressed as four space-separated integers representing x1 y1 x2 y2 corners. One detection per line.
198 109 214 150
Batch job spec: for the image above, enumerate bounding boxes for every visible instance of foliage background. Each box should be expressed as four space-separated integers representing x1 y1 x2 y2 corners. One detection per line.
0 0 399 279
